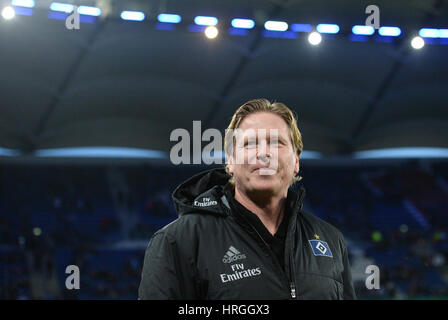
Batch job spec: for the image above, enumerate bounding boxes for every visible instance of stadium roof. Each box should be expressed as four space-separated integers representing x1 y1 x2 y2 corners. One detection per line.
0 0 447 160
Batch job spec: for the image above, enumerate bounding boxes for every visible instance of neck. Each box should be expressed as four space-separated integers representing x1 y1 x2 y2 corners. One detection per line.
234 187 287 236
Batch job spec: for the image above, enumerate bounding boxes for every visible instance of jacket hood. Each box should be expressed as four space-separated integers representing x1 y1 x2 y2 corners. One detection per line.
172 167 306 217
172 168 230 216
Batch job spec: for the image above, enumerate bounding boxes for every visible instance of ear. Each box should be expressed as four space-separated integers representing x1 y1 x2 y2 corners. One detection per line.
226 153 234 175
294 153 300 175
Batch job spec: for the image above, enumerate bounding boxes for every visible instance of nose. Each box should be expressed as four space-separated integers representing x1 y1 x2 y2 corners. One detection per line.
257 151 271 164
256 138 271 162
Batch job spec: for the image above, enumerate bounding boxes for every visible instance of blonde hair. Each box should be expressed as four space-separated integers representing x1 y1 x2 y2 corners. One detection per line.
224 98 303 186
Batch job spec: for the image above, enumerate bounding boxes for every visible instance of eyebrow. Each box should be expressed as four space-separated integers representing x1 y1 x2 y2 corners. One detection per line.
241 134 287 142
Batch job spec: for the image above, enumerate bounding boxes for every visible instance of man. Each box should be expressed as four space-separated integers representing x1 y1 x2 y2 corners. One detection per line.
138 98 356 299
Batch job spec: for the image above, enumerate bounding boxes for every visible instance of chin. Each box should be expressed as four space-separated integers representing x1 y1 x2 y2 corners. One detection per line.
249 176 279 193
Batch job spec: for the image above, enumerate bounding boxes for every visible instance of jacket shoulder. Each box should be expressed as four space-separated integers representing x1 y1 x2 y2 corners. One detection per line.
153 212 223 240
301 209 346 242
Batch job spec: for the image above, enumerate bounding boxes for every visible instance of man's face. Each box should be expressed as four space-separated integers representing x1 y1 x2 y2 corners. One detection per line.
227 112 299 197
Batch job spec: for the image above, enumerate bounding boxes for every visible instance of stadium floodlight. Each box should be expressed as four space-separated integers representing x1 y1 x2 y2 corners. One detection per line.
419 28 448 39
194 16 218 26
439 29 448 38
204 26 218 39
78 5 101 16
352 25 375 35
11 0 35 8
316 23 340 34
120 11 145 21
50 2 73 13
354 147 448 159
1 6 15 19
0 147 20 156
35 147 168 159
291 23 313 32
264 20 288 31
158 13 181 24
231 18 255 29
308 31 322 45
419 28 439 38
411 36 425 49
300 151 322 159
378 26 401 37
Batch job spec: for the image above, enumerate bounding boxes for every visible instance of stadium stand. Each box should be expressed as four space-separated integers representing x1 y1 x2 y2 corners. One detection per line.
0 160 447 299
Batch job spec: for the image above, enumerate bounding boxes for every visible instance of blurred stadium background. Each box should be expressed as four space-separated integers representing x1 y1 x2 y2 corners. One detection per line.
0 0 447 299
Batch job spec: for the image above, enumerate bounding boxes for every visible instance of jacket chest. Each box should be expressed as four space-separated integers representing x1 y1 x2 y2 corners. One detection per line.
196 239 289 299
195 226 343 299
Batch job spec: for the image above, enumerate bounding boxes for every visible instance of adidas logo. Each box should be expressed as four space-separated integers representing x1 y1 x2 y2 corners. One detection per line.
222 246 246 263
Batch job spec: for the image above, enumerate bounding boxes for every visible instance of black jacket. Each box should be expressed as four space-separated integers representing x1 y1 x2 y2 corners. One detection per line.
138 168 356 300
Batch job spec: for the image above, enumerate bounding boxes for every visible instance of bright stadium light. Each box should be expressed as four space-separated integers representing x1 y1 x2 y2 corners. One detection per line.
158 13 181 24
354 147 448 159
194 16 218 26
300 151 323 159
0 147 20 156
11 0 35 8
419 28 439 38
411 36 425 49
439 29 448 38
419 28 448 39
204 26 218 39
50 2 74 13
120 11 145 21
352 25 375 35
378 26 401 37
78 5 101 17
35 147 168 159
316 23 340 34
264 20 288 31
2 6 15 19
308 31 322 45
231 18 255 29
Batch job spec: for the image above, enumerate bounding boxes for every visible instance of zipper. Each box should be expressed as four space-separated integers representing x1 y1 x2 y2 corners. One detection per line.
222 193 299 299
288 242 297 299
237 210 295 299
286 187 304 300
286 213 298 299
290 282 296 299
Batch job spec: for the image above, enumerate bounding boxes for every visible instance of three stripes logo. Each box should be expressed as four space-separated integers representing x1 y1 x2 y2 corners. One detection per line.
222 246 246 263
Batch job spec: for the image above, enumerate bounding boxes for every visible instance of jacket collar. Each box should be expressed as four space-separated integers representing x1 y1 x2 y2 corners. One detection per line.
172 167 306 218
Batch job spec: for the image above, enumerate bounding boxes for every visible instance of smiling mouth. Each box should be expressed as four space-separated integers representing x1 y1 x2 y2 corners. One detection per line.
253 167 269 171
253 167 277 174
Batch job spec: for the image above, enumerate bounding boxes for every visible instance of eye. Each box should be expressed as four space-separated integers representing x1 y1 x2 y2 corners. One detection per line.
246 140 257 147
